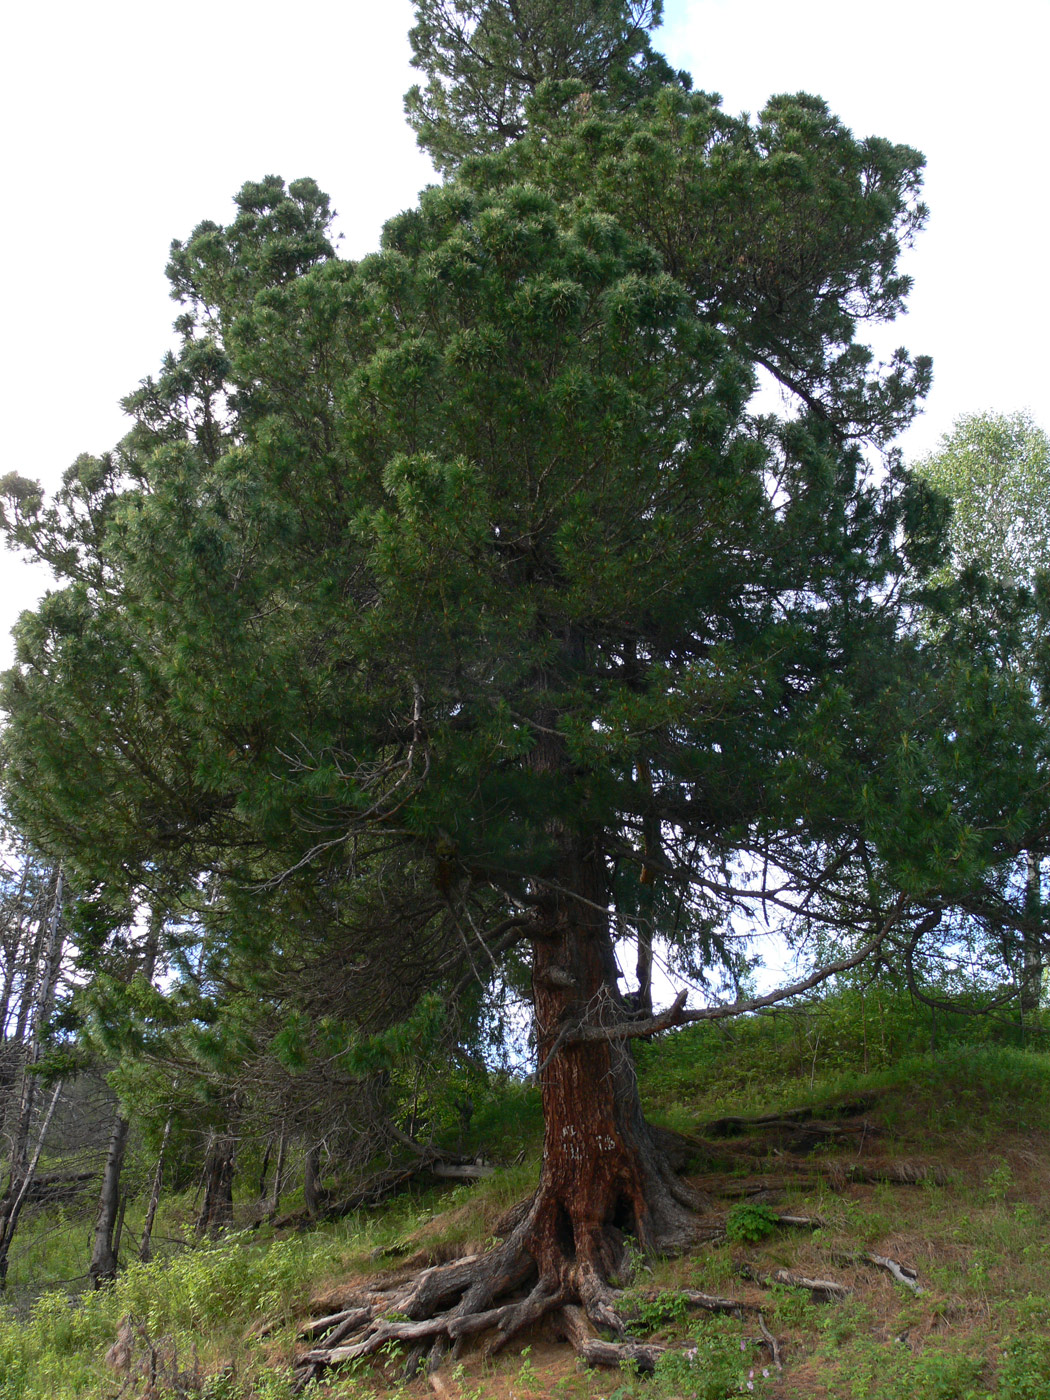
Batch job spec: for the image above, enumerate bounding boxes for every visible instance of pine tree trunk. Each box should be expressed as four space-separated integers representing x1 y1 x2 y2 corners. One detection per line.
0 869 65 1285
304 1144 325 1219
286 846 697 1372
4 869 64 1187
88 906 163 1282
268 1123 287 1222
635 885 654 1020
89 1112 131 1287
196 1130 236 1237
522 845 693 1293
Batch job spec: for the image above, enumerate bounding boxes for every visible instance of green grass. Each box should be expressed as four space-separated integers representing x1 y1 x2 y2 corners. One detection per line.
4 988 1050 1397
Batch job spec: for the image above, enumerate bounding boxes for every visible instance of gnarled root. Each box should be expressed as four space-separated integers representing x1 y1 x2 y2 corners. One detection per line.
290 1200 763 1392
557 1303 664 1372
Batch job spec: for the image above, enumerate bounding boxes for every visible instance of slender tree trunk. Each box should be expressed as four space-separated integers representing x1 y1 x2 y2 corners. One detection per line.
635 883 654 1020
1021 850 1043 1014
139 1110 173 1263
304 1144 325 1219
634 763 659 1018
268 1123 287 1222
4 870 64 1186
0 1079 63 1288
88 908 163 1282
258 1139 272 1201
89 1112 131 1287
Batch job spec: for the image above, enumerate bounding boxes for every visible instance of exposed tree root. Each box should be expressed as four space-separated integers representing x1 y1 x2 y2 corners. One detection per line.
281 1073 929 1392
739 1263 851 1303
757 1311 784 1370
289 1190 729 1391
558 1303 665 1372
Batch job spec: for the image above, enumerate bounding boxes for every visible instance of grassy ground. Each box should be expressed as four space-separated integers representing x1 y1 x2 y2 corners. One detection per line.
3 991 1050 1399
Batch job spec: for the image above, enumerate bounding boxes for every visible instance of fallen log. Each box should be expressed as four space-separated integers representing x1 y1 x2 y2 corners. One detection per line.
430 1162 495 1182
625 1287 757 1321
703 1095 879 1138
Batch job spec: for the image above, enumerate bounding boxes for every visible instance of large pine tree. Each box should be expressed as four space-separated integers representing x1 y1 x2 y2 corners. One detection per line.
2 0 1044 1370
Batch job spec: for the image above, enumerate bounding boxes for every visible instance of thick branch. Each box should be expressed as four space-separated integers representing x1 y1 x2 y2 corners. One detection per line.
571 899 905 1044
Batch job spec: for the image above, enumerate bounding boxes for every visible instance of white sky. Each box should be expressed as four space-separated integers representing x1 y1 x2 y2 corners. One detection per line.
1 0 1047 673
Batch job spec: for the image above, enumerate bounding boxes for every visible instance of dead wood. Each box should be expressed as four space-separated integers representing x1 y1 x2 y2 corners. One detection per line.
700 1176 798 1198
775 1213 827 1230
701 1159 947 1195
757 1312 783 1370
739 1264 850 1303
864 1252 925 1295
431 1162 495 1181
626 1286 756 1320
829 1161 947 1188
702 1094 879 1138
832 1249 924 1294
277 1148 495 1231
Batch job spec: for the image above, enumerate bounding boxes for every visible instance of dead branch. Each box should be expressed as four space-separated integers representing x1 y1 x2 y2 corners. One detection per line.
739 1265 850 1303
757 1312 783 1370
832 1249 924 1294
865 1252 925 1295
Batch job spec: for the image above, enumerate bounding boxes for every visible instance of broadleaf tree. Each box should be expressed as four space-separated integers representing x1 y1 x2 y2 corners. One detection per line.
913 411 1050 1009
2 0 1046 1368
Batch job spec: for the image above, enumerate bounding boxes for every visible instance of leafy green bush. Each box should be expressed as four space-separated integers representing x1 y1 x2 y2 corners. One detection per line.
725 1202 780 1244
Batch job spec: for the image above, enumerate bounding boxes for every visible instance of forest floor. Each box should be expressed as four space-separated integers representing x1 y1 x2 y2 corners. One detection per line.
4 1003 1050 1398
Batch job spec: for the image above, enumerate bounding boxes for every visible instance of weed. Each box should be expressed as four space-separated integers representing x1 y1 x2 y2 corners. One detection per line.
998 1334 1050 1398
724 1202 780 1244
622 1288 688 1334
516 1343 540 1390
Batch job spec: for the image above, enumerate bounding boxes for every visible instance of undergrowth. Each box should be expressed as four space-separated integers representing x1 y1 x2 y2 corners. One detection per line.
2 987 1050 1398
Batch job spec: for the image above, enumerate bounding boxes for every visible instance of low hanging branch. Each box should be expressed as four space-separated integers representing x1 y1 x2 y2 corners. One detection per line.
571 899 910 1046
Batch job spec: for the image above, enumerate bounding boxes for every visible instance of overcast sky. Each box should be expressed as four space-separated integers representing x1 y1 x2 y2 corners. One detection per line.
1 0 1047 671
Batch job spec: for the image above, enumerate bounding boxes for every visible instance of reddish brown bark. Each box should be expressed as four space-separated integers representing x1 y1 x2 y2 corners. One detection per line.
290 845 698 1384
523 846 694 1292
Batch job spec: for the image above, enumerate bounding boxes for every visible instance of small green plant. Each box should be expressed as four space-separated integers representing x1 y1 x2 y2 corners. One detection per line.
725 1202 780 1244
623 1288 688 1334
999 1334 1050 1398
649 1329 772 1399
516 1343 539 1389
984 1158 1013 1203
